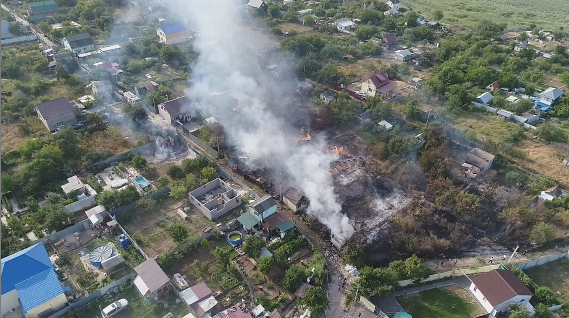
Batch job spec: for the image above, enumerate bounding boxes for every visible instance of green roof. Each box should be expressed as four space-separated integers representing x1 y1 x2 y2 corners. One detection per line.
29 1 59 13
278 220 294 233
237 212 259 230
64 32 93 48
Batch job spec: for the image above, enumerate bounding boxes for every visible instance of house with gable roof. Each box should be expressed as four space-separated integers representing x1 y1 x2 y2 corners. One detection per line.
27 0 59 22
157 23 190 45
179 282 218 318
35 97 80 132
158 96 196 124
535 87 564 112
361 71 396 99
1 243 68 318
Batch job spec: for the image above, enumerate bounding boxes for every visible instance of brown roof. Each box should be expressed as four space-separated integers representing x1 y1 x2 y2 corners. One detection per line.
134 259 170 293
283 187 304 205
263 212 290 230
35 97 78 120
370 72 390 89
268 310 282 318
159 96 191 117
471 270 532 307
191 282 213 301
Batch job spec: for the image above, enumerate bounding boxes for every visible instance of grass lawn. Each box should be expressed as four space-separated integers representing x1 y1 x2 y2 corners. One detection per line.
397 287 478 318
525 258 569 304
402 0 569 31
451 111 520 144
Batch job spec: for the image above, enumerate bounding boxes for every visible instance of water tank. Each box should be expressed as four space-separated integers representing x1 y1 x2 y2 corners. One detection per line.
89 245 114 267
117 234 131 249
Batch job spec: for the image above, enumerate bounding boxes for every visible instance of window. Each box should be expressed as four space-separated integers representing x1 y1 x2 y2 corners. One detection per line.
473 286 478 292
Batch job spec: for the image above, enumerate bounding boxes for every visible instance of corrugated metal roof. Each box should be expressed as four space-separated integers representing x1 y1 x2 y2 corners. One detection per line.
35 97 77 120
159 23 188 35
134 259 170 293
237 212 259 229
251 196 276 214
16 269 65 314
283 187 304 205
191 282 213 301
29 0 58 13
1 243 53 295
278 220 295 233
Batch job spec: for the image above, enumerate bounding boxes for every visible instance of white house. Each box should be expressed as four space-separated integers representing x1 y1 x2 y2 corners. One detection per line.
157 96 195 125
385 0 400 15
62 32 94 54
334 18 355 33
378 120 393 131
539 87 564 106
538 185 565 201
394 49 412 61
469 269 534 318
477 92 493 104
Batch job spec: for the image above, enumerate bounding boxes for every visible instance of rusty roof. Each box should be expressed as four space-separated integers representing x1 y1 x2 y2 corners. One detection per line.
263 212 290 230
191 282 213 301
471 270 532 307
283 187 304 205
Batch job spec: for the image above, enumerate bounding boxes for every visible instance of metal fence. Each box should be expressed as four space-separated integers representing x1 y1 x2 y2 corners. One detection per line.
1 34 38 45
114 217 149 260
516 252 568 270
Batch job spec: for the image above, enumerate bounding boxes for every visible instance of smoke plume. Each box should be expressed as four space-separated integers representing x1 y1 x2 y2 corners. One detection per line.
178 0 354 243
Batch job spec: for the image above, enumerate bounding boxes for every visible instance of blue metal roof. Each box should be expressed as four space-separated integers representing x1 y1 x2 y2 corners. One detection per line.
1 243 53 295
16 269 65 314
159 23 187 34
534 100 552 112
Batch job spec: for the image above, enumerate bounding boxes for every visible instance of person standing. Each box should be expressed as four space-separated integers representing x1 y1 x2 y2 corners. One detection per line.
488 256 494 264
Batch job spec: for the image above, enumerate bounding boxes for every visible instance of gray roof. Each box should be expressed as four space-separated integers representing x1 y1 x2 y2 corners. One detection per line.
252 195 276 214
247 0 266 8
283 187 304 205
64 32 93 48
134 259 170 293
35 97 77 120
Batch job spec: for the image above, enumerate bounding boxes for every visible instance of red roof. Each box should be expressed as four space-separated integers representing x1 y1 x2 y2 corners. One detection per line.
489 81 500 89
370 72 393 91
263 212 290 230
191 282 213 301
471 270 533 307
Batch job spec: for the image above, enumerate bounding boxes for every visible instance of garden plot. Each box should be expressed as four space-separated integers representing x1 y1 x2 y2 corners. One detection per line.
397 286 485 318
526 258 569 304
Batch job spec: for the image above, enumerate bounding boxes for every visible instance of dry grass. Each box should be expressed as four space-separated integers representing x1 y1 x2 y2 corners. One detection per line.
1 124 26 153
512 140 569 186
276 23 315 35
525 258 569 304
81 127 133 154
337 58 384 84
452 112 519 143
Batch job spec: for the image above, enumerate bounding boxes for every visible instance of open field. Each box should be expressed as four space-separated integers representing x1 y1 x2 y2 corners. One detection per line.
397 286 484 318
276 23 316 35
402 0 569 31
81 126 136 155
512 140 569 187
451 112 520 144
526 258 569 304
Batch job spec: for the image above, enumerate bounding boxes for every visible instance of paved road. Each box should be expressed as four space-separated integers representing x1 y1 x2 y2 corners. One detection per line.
1 3 58 48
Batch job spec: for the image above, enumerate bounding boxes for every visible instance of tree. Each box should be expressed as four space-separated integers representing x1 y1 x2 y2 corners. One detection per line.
131 154 147 169
559 72 569 89
183 174 202 191
534 286 556 305
267 4 280 18
355 25 377 41
83 113 108 134
405 11 419 28
160 45 182 62
167 165 185 179
298 286 329 317
303 15 315 26
1 173 14 194
366 95 391 118
123 103 146 120
508 100 534 115
258 256 274 273
155 176 169 189
243 235 265 258
341 240 364 267
517 32 528 42
53 127 80 158
167 224 189 244
200 167 216 181
317 64 340 85
19 138 43 160
534 303 553 318
508 304 532 318
136 199 157 214
535 123 568 143
432 10 444 21
9 22 23 36
169 185 188 200
282 265 308 292
530 222 556 245
212 246 232 266
44 204 71 233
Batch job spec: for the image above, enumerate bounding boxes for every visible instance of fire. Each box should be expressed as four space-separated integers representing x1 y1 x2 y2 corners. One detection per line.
305 133 312 140
332 146 344 156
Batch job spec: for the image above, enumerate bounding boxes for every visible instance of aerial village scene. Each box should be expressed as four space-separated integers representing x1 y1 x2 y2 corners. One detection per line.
1 0 569 317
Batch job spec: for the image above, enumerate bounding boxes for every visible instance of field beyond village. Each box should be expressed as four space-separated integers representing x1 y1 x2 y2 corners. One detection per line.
402 0 569 30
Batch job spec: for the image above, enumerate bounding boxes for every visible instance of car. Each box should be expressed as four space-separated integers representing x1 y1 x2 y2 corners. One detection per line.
101 299 129 318
72 123 85 130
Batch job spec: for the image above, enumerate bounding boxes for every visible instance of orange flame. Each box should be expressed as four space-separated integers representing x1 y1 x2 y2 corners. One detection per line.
332 146 344 155
305 133 312 140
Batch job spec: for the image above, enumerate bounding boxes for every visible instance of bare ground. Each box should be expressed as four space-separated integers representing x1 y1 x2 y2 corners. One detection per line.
513 140 569 186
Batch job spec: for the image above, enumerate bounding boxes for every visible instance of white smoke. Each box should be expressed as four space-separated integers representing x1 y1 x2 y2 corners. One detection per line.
177 0 354 243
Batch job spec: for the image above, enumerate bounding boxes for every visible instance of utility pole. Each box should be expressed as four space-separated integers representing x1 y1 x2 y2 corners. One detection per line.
507 245 519 264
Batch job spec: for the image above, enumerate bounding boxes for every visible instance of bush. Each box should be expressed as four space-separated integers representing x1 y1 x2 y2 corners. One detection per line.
167 164 185 179
535 123 568 143
282 265 308 292
168 224 189 244
530 222 557 245
258 256 274 274
243 235 265 258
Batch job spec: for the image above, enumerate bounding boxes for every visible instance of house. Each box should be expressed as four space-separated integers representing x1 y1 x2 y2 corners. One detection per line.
506 95 519 103
1 243 68 318
85 205 107 226
133 259 171 304
136 81 159 97
47 52 74 69
394 49 412 62
334 18 355 33
188 178 242 220
464 148 495 176
62 33 94 54
61 175 97 213
282 187 307 212
361 71 396 99
263 212 294 237
90 80 113 99
94 61 123 77
179 283 217 318
477 92 493 104
496 109 513 120
520 112 539 124
469 269 534 318
378 120 393 131
486 81 500 91
385 0 400 15
1 20 14 39
538 185 565 201
249 195 277 222
384 33 397 46
35 97 80 132
157 23 190 45
320 91 335 104
535 87 564 112
247 0 268 12
27 0 58 22
359 111 372 122
158 96 196 124
211 302 253 318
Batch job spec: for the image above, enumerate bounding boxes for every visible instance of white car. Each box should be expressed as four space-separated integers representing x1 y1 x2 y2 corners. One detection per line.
101 299 129 318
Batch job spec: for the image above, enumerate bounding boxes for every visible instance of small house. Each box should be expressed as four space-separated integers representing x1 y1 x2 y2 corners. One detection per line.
263 212 294 237
35 97 80 132
179 283 217 318
359 111 372 122
320 91 335 104
514 42 528 52
361 71 396 99
385 0 400 15
62 33 94 54
464 148 494 176
535 87 564 112
247 0 268 13
90 80 113 99
506 96 519 103
158 96 196 124
27 0 58 22
394 49 412 62
486 81 500 91
249 195 277 222
496 109 513 120
469 269 534 317
384 33 397 46
157 23 190 45
334 18 355 33
520 112 539 124
378 120 393 131
133 259 171 304
477 92 493 104
538 185 565 201
189 178 242 221
282 187 307 212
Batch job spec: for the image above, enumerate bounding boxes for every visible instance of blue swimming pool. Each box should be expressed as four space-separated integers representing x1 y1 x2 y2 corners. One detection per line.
134 176 150 188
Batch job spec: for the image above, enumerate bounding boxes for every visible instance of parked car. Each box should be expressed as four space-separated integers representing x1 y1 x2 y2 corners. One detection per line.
101 299 129 318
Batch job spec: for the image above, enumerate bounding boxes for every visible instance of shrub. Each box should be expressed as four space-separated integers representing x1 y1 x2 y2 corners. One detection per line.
168 224 189 244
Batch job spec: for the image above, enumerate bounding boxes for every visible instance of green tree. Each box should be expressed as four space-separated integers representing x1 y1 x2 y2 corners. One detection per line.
19 139 43 161
167 165 185 179
355 25 377 41
508 100 534 115
155 176 170 189
44 204 71 233
1 173 14 194
160 45 182 62
83 113 108 133
405 11 419 28
303 15 315 26
517 32 528 42
530 222 556 245
282 265 308 292
534 303 553 318
508 304 531 318
317 64 340 85
535 123 568 143
169 184 188 200
136 199 157 214
9 22 23 36
258 256 274 273
432 10 443 21
559 72 569 88
168 224 189 244
200 167 216 181
366 95 391 118
243 235 265 258
53 127 80 158
123 103 146 120
131 154 147 169
341 240 364 267
298 286 329 317
183 174 202 191
267 4 280 18
212 246 233 266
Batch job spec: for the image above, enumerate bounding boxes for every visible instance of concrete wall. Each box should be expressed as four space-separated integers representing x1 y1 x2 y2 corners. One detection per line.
163 30 190 44
25 293 67 318
517 252 568 270
1 34 38 45
30 220 90 245
41 112 78 131
469 282 495 313
158 106 172 123
1 290 20 316
188 178 242 220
